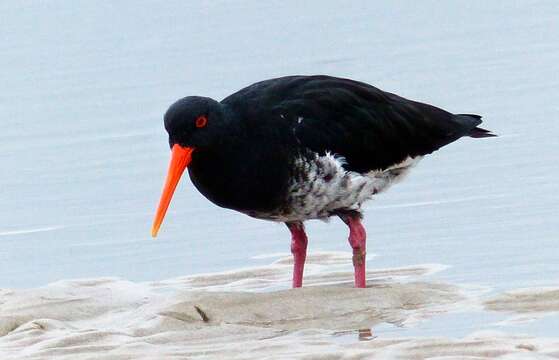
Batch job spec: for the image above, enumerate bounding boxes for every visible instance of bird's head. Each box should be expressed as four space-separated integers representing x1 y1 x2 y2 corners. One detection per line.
164 96 226 149
151 96 225 237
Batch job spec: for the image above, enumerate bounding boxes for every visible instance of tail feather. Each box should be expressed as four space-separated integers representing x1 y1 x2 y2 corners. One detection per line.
455 114 497 138
469 126 497 138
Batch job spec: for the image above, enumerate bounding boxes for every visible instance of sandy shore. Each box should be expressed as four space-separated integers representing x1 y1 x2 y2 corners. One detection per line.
1 253 558 359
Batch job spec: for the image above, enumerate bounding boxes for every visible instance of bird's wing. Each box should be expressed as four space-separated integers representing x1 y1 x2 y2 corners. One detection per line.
223 75 484 173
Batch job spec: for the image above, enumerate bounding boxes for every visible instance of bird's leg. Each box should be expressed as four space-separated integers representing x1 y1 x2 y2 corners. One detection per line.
286 222 308 288
340 213 367 288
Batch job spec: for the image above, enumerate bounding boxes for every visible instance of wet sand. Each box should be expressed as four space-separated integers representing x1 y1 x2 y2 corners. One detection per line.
485 288 559 314
2 253 559 359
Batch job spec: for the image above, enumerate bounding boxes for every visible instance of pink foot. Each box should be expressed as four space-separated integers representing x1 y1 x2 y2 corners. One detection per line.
286 222 308 288
341 214 367 288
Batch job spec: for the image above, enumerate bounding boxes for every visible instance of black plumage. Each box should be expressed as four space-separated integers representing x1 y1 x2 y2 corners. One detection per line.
166 75 494 217
222 75 492 173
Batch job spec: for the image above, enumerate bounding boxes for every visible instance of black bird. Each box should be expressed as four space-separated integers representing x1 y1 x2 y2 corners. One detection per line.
151 75 495 288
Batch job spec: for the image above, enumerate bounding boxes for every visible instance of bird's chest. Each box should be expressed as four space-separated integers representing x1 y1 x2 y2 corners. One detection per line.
187 146 291 214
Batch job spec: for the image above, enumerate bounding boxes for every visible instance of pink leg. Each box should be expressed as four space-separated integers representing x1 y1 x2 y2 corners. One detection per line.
340 214 367 288
286 222 308 288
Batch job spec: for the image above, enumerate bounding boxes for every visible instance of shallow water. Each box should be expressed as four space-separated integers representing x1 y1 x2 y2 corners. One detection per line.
1 0 559 349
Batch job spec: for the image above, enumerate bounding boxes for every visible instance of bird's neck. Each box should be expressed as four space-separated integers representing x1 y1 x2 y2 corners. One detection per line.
212 103 246 146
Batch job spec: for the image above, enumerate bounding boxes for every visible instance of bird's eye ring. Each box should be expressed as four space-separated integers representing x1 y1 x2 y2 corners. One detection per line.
195 116 208 128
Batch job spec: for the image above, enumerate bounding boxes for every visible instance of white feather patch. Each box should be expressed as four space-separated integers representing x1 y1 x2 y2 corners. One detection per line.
252 153 422 222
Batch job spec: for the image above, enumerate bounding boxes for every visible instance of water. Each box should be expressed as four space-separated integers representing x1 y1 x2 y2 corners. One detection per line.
1 0 558 338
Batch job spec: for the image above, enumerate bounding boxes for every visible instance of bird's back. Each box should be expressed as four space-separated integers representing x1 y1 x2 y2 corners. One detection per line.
222 75 494 174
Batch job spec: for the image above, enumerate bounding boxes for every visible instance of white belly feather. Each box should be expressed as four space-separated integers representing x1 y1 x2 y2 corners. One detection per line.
273 153 421 222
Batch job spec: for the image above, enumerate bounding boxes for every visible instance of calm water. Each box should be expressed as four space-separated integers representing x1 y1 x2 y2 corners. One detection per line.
1 0 558 335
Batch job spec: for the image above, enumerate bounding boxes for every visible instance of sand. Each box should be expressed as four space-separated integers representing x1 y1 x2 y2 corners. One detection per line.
485 287 559 314
2 253 559 359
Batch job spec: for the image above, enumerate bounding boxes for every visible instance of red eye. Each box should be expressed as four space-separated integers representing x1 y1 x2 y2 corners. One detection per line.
195 116 208 128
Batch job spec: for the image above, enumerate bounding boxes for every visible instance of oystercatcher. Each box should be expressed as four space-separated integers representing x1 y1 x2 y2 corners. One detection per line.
151 75 495 288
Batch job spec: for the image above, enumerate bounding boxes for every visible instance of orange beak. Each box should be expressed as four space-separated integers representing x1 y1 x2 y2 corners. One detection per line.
151 144 194 237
